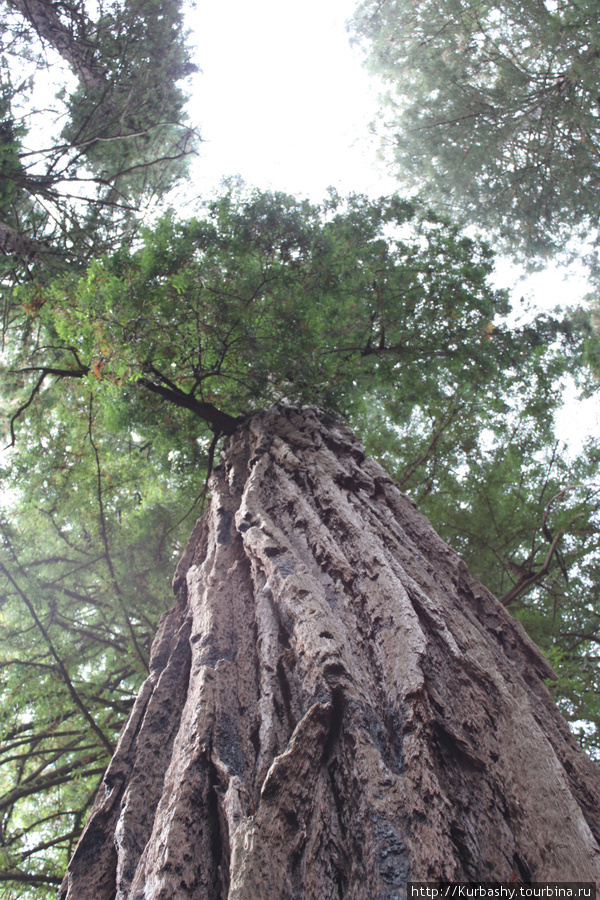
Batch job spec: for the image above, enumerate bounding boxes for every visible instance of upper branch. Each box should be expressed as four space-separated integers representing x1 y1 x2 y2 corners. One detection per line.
137 376 241 434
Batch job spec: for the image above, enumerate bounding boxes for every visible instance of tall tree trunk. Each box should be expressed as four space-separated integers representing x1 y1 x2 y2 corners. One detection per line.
59 406 600 899
8 0 107 92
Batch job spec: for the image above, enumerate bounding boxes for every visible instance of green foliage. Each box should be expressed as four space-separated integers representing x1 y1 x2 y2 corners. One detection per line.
16 188 563 425
0 112 22 211
566 303 600 385
2 186 599 893
0 0 197 281
350 0 600 262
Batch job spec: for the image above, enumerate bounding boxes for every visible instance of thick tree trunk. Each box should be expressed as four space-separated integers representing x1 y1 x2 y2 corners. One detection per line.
59 406 600 899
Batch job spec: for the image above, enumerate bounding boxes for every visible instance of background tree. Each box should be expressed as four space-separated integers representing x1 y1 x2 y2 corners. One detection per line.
0 0 198 283
2 188 599 894
347 0 600 748
349 0 600 264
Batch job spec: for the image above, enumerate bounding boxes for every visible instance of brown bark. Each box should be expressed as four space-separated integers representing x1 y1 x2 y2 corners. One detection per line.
59 405 600 899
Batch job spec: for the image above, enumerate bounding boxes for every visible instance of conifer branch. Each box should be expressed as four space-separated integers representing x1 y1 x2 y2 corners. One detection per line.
0 561 114 755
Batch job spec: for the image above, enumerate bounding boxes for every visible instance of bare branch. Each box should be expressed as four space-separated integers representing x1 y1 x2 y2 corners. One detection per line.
0 870 63 885
87 397 149 671
5 364 89 448
500 511 586 607
137 375 241 434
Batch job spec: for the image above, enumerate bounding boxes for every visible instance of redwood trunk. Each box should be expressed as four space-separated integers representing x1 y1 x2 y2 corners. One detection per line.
59 406 600 899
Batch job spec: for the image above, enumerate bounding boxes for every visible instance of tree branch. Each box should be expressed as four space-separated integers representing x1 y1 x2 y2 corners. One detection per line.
500 511 586 607
87 397 149 671
6 364 89 448
0 871 63 885
137 376 241 434
0 561 114 755
397 400 459 489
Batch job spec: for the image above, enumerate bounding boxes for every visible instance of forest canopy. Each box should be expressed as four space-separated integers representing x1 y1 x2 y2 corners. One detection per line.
350 0 600 266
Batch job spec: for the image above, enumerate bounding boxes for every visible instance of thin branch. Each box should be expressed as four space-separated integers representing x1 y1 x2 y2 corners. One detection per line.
0 561 114 754
0 759 106 813
19 827 81 860
6 363 89 448
25 120 198 159
87 396 149 671
541 483 584 542
397 400 459 488
500 512 585 607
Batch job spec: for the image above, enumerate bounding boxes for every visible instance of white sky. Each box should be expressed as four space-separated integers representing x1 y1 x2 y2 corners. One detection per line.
186 0 395 199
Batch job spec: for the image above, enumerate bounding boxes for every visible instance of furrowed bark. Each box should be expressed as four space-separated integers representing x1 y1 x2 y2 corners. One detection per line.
59 406 600 899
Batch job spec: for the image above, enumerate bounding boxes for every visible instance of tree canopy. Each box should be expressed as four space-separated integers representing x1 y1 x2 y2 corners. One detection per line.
0 0 198 281
2 185 600 894
350 0 600 263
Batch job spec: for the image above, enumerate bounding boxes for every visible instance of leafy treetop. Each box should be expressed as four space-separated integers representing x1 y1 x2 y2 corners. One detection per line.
8 188 568 438
350 0 600 265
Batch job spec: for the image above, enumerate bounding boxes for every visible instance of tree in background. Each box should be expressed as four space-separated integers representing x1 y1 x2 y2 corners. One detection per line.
0 0 198 280
347 0 600 752
350 0 600 264
2 188 600 894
